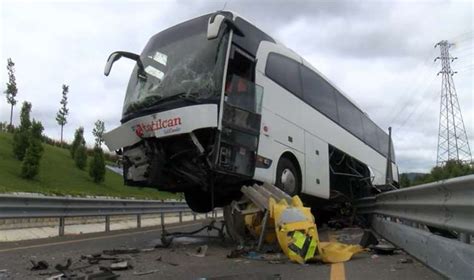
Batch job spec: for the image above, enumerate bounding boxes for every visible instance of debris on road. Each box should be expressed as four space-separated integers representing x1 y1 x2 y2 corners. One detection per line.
45 273 64 280
227 247 248 259
239 184 366 264
188 245 208 257
109 261 131 270
373 244 396 255
54 258 72 272
103 248 140 255
160 220 226 247
156 256 179 266
359 230 379 247
398 258 414 264
81 254 130 265
30 260 49 270
133 269 160 276
244 251 286 262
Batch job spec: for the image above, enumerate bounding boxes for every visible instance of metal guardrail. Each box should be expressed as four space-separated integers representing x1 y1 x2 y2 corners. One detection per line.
356 174 474 235
355 175 474 279
0 195 217 236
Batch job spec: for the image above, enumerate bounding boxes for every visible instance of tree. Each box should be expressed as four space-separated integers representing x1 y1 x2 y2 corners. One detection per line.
70 127 85 158
55 84 69 144
12 101 32 160
74 144 88 170
4 58 18 129
399 173 410 188
20 120 44 179
411 160 474 186
89 121 107 183
89 146 106 183
92 120 105 146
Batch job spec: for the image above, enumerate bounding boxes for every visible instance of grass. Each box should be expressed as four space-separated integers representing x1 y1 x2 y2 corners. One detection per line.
0 132 177 200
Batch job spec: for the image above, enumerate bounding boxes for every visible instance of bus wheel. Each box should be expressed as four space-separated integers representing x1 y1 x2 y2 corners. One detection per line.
184 190 213 213
276 157 301 196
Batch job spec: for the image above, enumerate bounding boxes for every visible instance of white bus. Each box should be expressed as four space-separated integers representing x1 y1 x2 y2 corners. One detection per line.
103 11 399 213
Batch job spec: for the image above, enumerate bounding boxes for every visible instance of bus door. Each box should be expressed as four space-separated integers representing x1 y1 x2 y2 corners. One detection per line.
217 45 263 177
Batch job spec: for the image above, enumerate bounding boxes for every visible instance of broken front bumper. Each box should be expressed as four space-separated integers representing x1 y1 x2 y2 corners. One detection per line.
103 104 219 151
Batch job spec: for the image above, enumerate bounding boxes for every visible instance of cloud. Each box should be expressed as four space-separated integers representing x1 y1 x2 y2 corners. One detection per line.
1 0 472 173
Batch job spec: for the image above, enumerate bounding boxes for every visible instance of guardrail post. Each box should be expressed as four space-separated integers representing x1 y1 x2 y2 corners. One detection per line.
137 214 141 228
193 212 197 221
105 216 110 232
459 233 471 244
160 212 165 225
205 212 208 219
59 217 65 236
179 211 182 223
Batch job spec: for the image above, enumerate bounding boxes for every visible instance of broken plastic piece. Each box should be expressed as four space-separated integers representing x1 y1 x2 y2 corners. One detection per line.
317 242 365 263
240 184 364 264
133 269 160 276
110 261 130 270
30 260 49 271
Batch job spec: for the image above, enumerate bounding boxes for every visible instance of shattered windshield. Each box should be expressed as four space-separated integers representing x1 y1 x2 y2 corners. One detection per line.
122 15 229 116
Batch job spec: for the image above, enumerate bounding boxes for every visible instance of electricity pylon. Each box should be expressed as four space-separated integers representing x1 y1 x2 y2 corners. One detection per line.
434 40 472 166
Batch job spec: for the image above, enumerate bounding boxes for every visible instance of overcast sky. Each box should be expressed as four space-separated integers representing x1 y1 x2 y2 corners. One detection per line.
1 0 473 173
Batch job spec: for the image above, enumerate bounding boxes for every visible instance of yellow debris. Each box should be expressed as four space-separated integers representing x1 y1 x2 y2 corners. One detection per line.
266 195 364 264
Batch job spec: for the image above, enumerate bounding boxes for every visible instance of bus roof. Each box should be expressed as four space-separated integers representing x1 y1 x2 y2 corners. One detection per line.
221 11 370 118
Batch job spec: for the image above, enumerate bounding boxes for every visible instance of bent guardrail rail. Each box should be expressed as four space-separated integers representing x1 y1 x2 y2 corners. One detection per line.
355 174 474 279
0 195 217 236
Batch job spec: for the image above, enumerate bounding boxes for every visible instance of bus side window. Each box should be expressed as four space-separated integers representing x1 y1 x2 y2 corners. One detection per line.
300 65 338 122
336 93 365 141
362 115 381 152
265 53 302 98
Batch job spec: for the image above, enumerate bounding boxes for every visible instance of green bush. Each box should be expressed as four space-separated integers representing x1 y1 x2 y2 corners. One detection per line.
74 144 87 170
13 130 30 160
71 127 85 159
20 139 43 179
20 121 44 179
89 146 106 183
12 102 32 160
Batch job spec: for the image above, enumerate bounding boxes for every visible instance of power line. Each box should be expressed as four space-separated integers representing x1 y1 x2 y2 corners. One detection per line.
394 75 438 130
386 51 438 123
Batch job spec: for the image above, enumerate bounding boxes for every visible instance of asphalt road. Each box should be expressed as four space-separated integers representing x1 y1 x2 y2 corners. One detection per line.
0 220 443 280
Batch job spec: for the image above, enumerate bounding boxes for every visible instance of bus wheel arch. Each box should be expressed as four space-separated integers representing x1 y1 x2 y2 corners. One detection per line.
275 152 302 196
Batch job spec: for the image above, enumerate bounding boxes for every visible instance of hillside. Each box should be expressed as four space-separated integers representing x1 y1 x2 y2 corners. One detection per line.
0 132 176 199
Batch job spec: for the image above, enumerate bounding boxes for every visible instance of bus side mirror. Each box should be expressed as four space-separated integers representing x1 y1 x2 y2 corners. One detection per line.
207 14 244 40
104 51 143 76
207 14 226 40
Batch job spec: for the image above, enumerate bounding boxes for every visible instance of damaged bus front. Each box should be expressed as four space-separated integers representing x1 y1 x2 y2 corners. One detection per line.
103 12 264 212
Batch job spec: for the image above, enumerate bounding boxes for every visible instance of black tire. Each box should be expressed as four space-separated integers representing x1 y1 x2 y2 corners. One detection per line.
275 157 301 196
184 190 213 213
